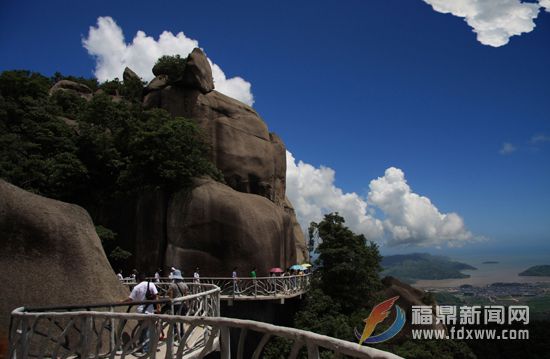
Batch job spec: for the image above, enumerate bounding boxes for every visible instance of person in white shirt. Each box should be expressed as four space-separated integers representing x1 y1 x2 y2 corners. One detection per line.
123 273 159 313
117 269 123 281
122 273 159 353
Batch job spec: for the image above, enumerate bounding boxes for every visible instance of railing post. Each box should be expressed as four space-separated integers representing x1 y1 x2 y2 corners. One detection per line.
220 326 231 359
19 316 29 359
109 306 116 354
80 315 93 358
306 342 320 359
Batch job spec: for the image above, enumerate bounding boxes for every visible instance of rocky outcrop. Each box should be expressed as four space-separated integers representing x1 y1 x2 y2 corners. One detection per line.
144 49 287 205
165 178 304 276
283 197 308 263
123 66 141 84
140 48 307 272
46 48 308 277
0 180 128 337
49 79 93 100
180 48 214 93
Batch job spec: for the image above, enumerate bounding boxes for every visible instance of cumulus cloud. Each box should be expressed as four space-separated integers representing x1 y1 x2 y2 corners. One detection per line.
499 142 517 154
540 0 550 11
286 151 476 247
422 0 542 47
82 16 254 105
286 151 384 241
367 167 475 247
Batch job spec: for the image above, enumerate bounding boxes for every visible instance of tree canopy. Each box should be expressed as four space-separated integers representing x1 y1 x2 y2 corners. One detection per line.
312 212 384 313
152 54 187 82
0 69 221 203
0 69 221 263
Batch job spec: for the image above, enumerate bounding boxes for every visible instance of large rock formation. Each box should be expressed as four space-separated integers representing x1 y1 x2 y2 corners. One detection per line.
0 180 128 338
144 48 287 206
49 79 93 100
44 48 308 277
137 48 307 274
165 178 306 275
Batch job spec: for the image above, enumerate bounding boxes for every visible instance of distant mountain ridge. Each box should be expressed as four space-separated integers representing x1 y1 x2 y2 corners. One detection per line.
382 253 476 282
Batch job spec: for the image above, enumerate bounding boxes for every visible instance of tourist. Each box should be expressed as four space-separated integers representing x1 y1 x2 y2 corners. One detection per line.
193 267 200 283
232 267 240 294
269 271 277 292
166 269 188 339
122 272 159 353
117 269 123 281
154 268 162 283
250 267 257 295
131 269 138 282
168 266 176 279
167 270 189 312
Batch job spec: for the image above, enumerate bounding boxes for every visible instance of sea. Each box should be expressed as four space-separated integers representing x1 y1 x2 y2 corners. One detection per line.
413 253 550 289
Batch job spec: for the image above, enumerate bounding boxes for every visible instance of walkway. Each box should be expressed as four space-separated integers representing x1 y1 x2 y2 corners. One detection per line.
8 282 402 359
126 275 311 303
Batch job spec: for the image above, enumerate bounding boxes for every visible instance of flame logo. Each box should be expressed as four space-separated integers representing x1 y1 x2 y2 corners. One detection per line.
355 296 406 345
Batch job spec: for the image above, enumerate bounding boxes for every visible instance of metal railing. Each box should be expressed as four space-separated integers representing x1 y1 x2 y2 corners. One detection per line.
139 274 311 300
9 279 402 359
9 313 402 359
8 283 220 358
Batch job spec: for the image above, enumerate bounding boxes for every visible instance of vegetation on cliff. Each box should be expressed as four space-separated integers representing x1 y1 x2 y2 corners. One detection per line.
0 68 221 261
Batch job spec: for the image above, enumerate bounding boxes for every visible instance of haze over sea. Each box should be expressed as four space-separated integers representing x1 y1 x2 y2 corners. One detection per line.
413 252 550 288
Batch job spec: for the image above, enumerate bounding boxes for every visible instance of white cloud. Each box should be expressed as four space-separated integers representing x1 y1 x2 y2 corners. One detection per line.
540 0 550 12
531 133 550 144
286 151 384 241
286 151 476 247
82 16 254 105
367 167 475 247
499 142 517 154
422 0 542 47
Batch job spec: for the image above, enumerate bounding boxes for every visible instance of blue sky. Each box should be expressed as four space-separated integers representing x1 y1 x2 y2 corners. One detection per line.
1 0 549 254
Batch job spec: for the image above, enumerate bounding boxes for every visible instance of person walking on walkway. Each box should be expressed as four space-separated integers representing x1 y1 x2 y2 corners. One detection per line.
122 273 159 353
232 267 240 295
250 267 257 296
166 270 189 339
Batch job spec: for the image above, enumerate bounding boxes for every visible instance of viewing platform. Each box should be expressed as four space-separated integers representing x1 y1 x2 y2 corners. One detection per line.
9 282 402 359
123 274 311 304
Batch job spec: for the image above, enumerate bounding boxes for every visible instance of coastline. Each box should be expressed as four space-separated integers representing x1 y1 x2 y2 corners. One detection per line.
411 254 550 289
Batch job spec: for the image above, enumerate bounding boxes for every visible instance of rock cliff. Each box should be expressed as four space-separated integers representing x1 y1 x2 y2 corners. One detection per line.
94 48 308 275
0 180 128 340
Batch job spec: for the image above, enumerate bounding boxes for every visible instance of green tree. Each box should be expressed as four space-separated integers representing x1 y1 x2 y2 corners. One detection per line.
264 213 384 358
152 54 187 82
314 212 383 313
95 225 132 263
1 68 222 269
0 70 87 200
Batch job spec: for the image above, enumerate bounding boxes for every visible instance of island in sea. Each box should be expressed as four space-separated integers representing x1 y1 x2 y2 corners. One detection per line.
482 261 499 264
519 265 550 276
381 253 476 283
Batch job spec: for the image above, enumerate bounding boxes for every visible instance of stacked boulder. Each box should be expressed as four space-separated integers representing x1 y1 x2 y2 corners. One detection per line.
138 48 308 275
